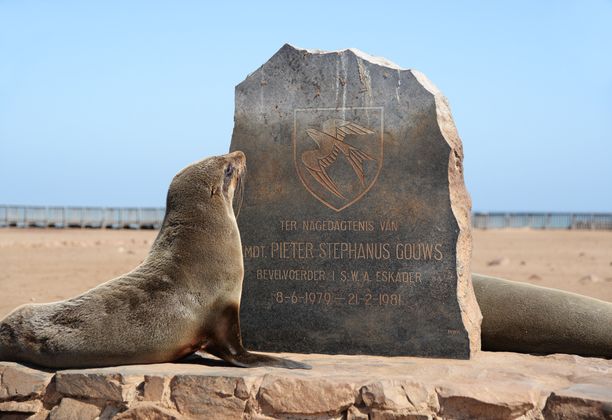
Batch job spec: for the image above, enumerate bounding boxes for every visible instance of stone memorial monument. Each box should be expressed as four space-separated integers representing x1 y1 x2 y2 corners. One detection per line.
230 44 481 358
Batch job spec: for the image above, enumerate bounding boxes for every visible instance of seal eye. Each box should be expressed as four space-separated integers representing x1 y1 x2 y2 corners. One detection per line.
225 164 234 178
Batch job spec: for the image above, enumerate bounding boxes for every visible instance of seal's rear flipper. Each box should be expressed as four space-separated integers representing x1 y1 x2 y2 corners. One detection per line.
208 346 311 370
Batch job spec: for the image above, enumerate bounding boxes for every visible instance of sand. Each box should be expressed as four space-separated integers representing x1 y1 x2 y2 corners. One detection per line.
472 229 612 302
0 228 610 318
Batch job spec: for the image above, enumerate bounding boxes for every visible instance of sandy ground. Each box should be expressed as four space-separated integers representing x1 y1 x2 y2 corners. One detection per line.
0 228 610 318
472 229 612 302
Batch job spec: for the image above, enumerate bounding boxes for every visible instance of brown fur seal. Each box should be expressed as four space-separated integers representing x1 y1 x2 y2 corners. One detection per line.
473 273 612 358
0 151 309 369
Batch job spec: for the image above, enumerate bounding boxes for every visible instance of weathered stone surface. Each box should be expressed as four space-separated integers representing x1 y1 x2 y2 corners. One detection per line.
359 380 437 414
0 362 52 400
346 405 369 420
28 409 50 420
0 352 609 419
436 382 542 419
257 376 356 416
54 371 139 402
114 402 182 420
41 378 62 408
230 44 481 358
49 397 101 420
370 411 432 420
543 383 612 419
0 399 42 413
170 375 251 418
99 405 121 419
142 375 167 402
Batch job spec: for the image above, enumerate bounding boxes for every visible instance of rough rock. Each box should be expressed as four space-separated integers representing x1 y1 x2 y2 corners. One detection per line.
49 397 101 420
0 362 52 400
346 405 369 420
99 405 122 419
114 402 182 420
0 399 42 413
257 376 355 416
0 351 609 419
27 409 50 420
435 376 547 419
370 411 432 420
359 380 437 413
142 375 167 402
170 375 252 418
230 44 481 359
54 371 139 402
543 384 612 419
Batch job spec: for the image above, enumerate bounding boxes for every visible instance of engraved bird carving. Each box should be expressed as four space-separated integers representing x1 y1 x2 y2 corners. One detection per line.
301 119 375 199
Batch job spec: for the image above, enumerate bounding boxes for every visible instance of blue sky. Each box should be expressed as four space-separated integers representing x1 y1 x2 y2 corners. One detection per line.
1 1 611 211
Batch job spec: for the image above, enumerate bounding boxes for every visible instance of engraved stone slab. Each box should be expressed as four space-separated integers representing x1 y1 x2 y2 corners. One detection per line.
230 44 481 358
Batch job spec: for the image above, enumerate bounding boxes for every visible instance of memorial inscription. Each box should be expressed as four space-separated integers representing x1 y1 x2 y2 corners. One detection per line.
230 44 481 358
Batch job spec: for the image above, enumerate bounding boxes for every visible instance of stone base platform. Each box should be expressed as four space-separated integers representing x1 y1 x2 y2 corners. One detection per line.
1 352 610 419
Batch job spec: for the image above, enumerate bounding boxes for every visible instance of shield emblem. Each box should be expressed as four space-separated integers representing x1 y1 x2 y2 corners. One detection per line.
293 107 384 212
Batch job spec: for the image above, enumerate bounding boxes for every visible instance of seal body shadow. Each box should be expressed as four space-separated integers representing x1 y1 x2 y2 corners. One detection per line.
473 274 612 359
0 151 309 370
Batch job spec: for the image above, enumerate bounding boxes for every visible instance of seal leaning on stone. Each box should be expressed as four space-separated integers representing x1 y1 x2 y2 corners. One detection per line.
0 151 310 369
473 274 612 359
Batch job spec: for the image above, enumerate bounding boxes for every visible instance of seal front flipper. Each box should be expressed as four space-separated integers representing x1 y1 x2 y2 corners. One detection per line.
204 303 311 370
206 345 311 370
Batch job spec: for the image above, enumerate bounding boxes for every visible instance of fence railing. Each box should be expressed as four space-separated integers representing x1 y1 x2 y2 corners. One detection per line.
472 212 612 230
0 206 611 230
0 206 165 229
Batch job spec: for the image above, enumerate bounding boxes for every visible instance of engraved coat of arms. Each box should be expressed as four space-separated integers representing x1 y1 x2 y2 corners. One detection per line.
293 107 383 212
